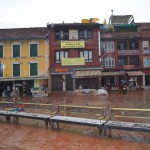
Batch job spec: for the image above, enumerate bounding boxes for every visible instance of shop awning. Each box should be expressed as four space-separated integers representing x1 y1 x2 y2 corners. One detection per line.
101 72 119 76
127 71 145 76
75 70 101 78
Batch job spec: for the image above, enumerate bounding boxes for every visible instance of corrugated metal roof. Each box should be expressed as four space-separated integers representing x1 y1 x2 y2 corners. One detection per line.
109 15 134 24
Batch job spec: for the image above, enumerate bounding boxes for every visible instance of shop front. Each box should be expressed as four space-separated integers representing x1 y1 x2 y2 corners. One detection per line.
142 70 150 86
74 68 101 90
50 67 74 91
0 77 48 97
127 71 145 87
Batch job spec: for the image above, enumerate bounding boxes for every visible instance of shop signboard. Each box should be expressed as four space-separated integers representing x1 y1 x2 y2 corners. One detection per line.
123 65 135 69
61 41 85 48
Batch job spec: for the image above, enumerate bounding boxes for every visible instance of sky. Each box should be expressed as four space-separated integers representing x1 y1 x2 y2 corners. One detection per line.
0 0 150 28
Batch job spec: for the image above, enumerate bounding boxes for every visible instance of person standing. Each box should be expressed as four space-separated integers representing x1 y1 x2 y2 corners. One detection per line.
7 84 11 97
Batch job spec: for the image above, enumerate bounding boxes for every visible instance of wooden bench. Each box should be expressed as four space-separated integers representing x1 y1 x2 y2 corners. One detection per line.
103 107 150 136
2 111 51 127
104 121 150 136
49 115 106 135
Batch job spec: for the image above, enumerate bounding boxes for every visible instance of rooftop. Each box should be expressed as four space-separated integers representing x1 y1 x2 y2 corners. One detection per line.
109 15 135 24
0 27 48 40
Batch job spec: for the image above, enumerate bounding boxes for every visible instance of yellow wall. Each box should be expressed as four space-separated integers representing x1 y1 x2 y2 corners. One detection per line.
0 39 49 79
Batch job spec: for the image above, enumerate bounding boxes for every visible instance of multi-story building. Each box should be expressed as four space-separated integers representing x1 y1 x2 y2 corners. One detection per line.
0 27 49 96
47 21 102 91
100 15 150 88
138 22 150 86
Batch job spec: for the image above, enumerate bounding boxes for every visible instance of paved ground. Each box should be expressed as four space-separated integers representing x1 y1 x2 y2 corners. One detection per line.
0 90 150 150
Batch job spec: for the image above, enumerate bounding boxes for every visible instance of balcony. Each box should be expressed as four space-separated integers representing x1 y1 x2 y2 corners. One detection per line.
118 50 139 56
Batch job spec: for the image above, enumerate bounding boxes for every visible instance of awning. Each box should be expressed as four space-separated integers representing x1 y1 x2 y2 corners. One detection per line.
101 72 118 76
75 70 101 78
127 71 145 76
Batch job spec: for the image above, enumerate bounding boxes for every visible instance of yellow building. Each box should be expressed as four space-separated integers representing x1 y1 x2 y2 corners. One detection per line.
0 27 49 96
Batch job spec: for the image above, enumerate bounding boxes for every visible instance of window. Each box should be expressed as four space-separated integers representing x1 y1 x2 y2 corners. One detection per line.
30 44 38 57
79 30 92 40
13 45 20 57
118 57 128 67
129 57 140 66
55 51 68 63
80 50 93 62
13 64 20 77
129 40 139 50
105 57 115 68
117 41 127 50
55 30 69 41
0 63 4 77
102 41 114 52
30 63 38 76
0 45 3 58
143 58 150 67
142 41 149 50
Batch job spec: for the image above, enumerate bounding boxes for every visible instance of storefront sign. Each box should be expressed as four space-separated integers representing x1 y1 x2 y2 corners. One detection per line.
143 70 150 74
55 68 69 73
62 57 85 66
50 67 73 74
61 41 85 48
123 65 135 69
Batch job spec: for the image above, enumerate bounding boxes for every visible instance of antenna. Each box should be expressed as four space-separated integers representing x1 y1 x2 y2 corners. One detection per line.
111 9 113 16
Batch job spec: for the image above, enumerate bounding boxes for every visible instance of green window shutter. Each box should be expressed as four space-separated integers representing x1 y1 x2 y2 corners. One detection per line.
30 63 38 76
0 45 3 58
0 64 3 77
13 64 20 77
30 44 38 57
13 45 20 57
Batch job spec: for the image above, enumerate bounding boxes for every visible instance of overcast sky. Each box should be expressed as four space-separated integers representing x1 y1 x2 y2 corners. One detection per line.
0 0 150 28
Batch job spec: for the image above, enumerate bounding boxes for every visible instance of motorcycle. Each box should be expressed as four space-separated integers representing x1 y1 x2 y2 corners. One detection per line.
122 84 127 94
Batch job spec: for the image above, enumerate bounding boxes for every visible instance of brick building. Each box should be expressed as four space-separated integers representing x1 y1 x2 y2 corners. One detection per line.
100 15 150 88
47 22 102 91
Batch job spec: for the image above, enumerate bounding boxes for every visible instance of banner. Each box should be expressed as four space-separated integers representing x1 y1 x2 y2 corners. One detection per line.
62 57 85 66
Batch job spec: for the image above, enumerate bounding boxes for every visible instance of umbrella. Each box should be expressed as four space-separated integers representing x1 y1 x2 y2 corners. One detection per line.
121 80 127 84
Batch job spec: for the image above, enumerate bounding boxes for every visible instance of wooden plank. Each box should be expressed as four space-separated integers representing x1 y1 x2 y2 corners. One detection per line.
111 108 150 112
105 121 150 132
51 115 106 127
9 111 50 120
0 110 10 116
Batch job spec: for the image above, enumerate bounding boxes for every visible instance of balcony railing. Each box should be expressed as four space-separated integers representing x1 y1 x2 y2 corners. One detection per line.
118 50 139 56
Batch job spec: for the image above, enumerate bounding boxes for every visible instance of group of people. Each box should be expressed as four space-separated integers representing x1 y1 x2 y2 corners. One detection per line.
105 80 128 94
1 84 20 97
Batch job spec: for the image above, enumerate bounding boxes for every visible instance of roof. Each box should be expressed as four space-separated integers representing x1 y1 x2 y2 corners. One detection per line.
136 23 150 30
0 27 48 40
101 32 140 39
47 23 100 30
109 15 134 24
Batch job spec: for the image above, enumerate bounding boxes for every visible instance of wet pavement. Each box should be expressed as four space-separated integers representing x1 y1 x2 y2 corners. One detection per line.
0 90 150 150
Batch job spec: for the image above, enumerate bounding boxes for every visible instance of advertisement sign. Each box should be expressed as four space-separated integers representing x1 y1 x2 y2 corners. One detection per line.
62 57 85 66
61 41 85 48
